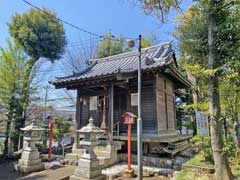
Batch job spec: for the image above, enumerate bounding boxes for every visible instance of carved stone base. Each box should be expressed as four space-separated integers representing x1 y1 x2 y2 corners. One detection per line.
15 163 44 173
70 174 106 180
15 149 44 173
65 141 118 167
70 156 106 180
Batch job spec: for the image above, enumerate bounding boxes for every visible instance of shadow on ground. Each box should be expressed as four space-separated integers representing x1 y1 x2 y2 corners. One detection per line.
0 162 24 180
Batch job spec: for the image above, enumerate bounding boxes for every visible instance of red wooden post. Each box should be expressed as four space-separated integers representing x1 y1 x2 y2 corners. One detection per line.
47 116 56 161
122 112 136 173
128 124 132 170
48 122 53 161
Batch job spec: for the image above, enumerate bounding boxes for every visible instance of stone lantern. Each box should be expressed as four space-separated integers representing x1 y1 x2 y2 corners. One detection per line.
15 119 44 173
70 117 106 180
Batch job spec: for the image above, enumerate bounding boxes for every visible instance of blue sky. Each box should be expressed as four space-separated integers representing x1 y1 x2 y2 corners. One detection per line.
0 0 193 109
1 0 193 48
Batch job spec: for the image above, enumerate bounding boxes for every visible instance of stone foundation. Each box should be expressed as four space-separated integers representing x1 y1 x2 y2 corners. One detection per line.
15 149 44 173
118 153 189 170
65 140 122 168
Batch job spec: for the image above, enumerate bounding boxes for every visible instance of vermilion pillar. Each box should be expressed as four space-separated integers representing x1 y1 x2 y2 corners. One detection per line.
122 112 136 176
47 116 56 161
128 124 132 170
48 122 53 161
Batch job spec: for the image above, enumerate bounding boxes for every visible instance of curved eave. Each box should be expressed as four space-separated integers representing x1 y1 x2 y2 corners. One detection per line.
165 65 192 88
50 64 169 89
51 73 118 89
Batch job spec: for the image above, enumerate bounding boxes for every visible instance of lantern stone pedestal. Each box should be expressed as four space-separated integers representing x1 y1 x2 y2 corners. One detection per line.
70 117 106 180
15 120 44 173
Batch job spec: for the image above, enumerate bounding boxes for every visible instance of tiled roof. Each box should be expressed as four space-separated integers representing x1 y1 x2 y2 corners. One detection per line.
52 42 175 85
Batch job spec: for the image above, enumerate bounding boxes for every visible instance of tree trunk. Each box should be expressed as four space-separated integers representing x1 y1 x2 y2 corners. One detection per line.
223 117 227 139
208 2 233 179
187 74 200 136
3 119 11 155
231 114 240 156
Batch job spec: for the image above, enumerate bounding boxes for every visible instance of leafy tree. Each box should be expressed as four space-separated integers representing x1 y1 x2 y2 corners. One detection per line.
141 34 157 48
136 0 182 22
96 33 156 58
7 8 66 147
0 40 29 154
53 117 71 148
136 0 240 179
8 8 66 62
96 33 124 58
220 62 240 156
175 1 240 178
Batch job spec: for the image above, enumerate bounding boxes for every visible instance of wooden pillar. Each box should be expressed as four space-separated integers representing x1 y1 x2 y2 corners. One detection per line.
74 89 81 149
108 84 114 141
76 90 81 129
100 94 107 130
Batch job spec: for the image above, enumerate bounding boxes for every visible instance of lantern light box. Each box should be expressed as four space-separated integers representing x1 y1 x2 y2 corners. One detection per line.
122 112 137 125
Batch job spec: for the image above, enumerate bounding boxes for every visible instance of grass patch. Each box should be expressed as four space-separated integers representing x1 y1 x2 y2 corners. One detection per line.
176 169 193 180
230 158 240 179
178 154 240 180
187 154 214 168
176 169 211 180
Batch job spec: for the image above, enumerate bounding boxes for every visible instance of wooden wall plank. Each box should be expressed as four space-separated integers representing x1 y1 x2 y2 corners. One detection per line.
156 74 176 134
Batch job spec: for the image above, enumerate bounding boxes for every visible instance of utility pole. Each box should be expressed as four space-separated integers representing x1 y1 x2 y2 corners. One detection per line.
137 35 142 180
126 35 143 180
43 85 50 121
42 85 50 147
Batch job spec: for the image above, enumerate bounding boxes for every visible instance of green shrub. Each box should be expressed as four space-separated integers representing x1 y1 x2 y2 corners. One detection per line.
223 138 237 158
192 133 238 164
192 133 213 164
0 139 3 154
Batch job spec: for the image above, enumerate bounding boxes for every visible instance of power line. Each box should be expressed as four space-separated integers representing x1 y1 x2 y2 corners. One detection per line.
22 0 136 42
36 68 75 73
22 0 104 38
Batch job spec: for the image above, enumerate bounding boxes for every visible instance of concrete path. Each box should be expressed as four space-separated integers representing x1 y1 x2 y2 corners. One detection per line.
16 165 75 180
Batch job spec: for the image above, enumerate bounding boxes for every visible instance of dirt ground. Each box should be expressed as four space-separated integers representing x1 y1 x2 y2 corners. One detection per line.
115 175 173 180
0 161 75 180
0 161 176 180
0 161 24 180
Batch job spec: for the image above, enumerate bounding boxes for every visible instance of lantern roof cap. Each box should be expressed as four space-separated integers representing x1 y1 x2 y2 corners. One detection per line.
20 119 44 131
122 112 137 118
76 117 105 133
